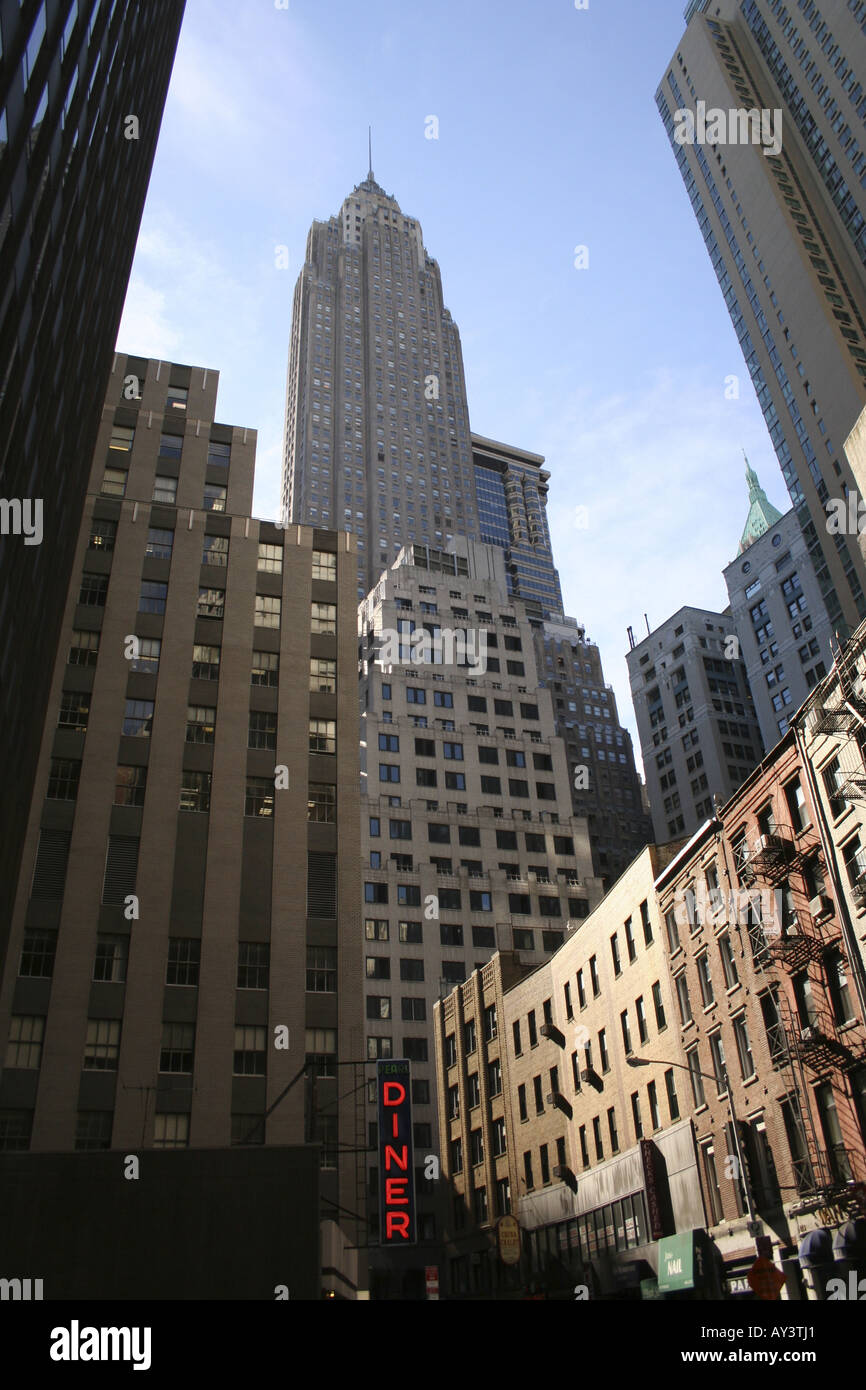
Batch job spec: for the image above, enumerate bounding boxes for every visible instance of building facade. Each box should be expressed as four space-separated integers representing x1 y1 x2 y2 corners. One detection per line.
0 0 185 981
544 616 653 887
724 463 835 749
358 537 604 1296
657 0 866 636
0 354 365 1297
433 846 714 1301
627 604 764 843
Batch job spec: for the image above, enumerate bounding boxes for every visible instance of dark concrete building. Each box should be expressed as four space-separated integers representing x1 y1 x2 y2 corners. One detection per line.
0 355 365 1297
0 0 184 971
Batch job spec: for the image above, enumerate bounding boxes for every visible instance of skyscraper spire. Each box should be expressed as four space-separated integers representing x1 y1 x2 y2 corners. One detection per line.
368 125 373 181
738 454 783 552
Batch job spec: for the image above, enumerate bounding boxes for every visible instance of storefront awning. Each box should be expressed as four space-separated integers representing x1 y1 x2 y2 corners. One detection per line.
833 1219 866 1261
798 1228 833 1268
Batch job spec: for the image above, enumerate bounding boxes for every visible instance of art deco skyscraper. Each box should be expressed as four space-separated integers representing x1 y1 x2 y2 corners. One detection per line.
282 168 652 884
281 166 478 602
657 0 866 637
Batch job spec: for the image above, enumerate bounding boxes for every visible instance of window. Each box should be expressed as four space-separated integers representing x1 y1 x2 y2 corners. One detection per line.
624 918 637 962
84 1019 121 1070
652 981 666 1029
88 518 117 553
826 949 855 1025
75 1112 113 1152
589 956 600 997
203 483 227 512
153 475 177 504
518 1084 528 1121
709 1034 725 1102
207 440 230 467
648 1080 660 1131
186 705 216 744
311 602 336 634
577 970 586 1010
255 595 281 629
309 656 335 693
620 1010 633 1055
258 543 283 574
122 699 154 737
202 534 229 566
161 425 184 453
675 973 692 1025
523 1151 534 1190
166 939 200 986
470 1130 484 1166
197 587 225 619
249 710 277 751
687 1047 705 1107
18 931 56 979
443 742 463 760
719 933 739 989
592 1116 604 1161
166 386 188 412
513 1020 522 1055
101 466 127 496
311 549 337 581
152 1114 190 1149
310 719 336 754
192 644 220 681
5 1016 44 1069
307 946 337 991
367 995 391 1020
237 942 269 990
610 934 622 976
306 1028 337 1080
233 1026 266 1076
145 525 174 558
640 900 653 945
464 1018 477 1054
160 1023 194 1073
733 1014 755 1079
598 1029 609 1072
697 953 714 1006
401 997 426 1022
69 630 100 666
245 777 274 817
631 1092 643 1140
665 1068 679 1121
488 1057 502 1096
180 770 210 813
399 921 422 944
47 757 81 801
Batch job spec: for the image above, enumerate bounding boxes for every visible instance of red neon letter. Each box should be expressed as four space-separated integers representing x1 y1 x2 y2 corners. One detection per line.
384 1144 408 1171
385 1177 409 1205
383 1082 406 1107
386 1211 411 1240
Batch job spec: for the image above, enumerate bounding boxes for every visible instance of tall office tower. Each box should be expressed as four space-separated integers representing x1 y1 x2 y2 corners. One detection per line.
282 173 651 882
0 0 185 973
627 605 763 844
281 167 478 602
541 618 653 889
724 460 835 749
358 538 604 1298
471 434 564 617
0 355 364 1298
657 0 866 639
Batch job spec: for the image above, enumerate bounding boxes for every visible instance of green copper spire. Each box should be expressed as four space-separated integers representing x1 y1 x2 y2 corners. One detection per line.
738 453 783 553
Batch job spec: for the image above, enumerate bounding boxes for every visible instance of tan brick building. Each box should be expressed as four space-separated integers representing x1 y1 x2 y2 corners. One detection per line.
0 355 365 1297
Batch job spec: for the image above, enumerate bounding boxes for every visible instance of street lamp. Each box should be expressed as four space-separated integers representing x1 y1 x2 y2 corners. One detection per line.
626 1054 760 1248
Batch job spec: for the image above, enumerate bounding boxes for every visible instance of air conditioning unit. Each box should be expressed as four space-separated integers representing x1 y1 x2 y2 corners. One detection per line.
755 833 785 854
809 895 834 922
800 1026 824 1044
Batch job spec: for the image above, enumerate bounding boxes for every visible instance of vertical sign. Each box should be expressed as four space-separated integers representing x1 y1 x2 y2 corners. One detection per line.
640 1138 664 1241
377 1058 416 1245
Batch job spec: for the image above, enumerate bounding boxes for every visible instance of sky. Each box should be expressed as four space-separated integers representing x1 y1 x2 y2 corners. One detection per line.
117 0 789 776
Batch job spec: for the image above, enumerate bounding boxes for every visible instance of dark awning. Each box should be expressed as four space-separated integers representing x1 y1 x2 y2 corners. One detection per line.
798 1228 833 1267
833 1219 866 1260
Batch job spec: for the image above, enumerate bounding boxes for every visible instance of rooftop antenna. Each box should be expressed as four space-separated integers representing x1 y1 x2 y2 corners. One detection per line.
368 125 373 181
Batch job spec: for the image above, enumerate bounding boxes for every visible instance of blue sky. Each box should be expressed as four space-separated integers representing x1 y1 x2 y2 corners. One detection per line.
117 0 788 773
